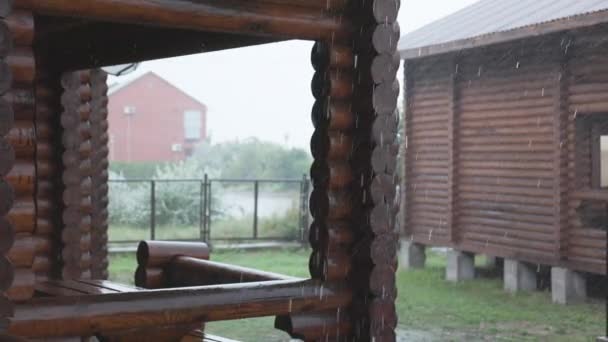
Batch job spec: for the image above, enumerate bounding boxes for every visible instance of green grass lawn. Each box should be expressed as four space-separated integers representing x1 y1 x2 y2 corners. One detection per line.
109 249 605 341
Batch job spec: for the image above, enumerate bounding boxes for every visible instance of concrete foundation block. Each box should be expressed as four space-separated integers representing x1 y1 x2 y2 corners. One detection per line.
551 267 587 304
504 259 537 292
399 240 426 270
446 250 475 282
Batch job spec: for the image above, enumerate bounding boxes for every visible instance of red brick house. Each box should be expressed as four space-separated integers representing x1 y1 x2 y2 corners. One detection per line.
108 72 207 162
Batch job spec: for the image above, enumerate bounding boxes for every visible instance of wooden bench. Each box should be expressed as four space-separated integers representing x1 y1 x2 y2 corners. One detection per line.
34 279 204 342
36 279 141 297
9 241 348 341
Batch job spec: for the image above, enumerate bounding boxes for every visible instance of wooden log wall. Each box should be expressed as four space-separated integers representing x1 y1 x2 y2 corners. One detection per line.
356 2 401 341
89 69 109 280
404 28 608 275
0 1 14 331
564 28 608 275
455 44 562 264
403 55 452 246
277 1 402 341
5 7 38 304
60 70 93 280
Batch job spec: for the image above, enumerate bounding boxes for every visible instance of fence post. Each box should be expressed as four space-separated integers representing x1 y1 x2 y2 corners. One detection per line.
253 180 259 240
300 173 310 243
150 180 156 240
200 174 207 242
207 180 212 242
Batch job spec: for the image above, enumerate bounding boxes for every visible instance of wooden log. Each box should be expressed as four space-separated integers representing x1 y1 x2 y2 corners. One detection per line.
136 240 210 267
372 0 400 24
310 160 353 189
309 220 353 251
370 298 397 332
134 266 165 289
11 279 352 338
372 22 400 54
312 69 354 100
32 255 50 274
0 20 12 57
99 323 200 342
370 173 397 205
6 267 34 301
0 333 27 342
0 138 15 176
7 48 34 86
0 97 13 136
371 234 398 265
5 162 33 196
8 235 51 267
0 216 13 253
275 310 351 341
322 249 351 281
5 10 33 46
311 99 354 131
0 59 11 95
167 256 296 287
373 80 399 114
16 0 350 40
0 178 13 215
371 52 400 84
309 189 352 220
311 42 354 71
311 130 353 161
369 264 396 300
0 255 13 291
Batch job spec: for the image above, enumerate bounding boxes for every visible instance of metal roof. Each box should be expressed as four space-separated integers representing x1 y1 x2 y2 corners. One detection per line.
399 0 608 58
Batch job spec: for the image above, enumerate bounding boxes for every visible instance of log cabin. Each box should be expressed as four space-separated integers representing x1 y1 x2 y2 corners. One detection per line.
0 0 402 341
399 0 607 302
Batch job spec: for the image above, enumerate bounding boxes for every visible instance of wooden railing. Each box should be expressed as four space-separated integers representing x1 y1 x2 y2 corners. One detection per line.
11 279 351 339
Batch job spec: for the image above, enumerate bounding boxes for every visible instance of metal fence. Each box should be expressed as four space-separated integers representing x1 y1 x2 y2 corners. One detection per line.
108 175 310 244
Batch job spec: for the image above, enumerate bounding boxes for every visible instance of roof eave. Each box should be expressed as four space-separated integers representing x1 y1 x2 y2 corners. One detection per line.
400 9 608 60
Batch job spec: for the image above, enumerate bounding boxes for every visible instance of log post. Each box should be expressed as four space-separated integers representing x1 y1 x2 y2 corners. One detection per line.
60 70 93 280
351 2 401 340
89 68 109 280
0 2 15 332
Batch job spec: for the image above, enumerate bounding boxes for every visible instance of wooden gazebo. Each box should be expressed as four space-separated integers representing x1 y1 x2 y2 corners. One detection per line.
0 0 402 341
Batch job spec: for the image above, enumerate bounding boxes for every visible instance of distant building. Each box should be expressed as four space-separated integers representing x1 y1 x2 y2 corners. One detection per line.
108 72 207 162
399 0 608 280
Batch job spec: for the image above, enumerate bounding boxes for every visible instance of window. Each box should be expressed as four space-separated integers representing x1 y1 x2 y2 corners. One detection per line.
184 110 202 140
590 117 608 189
123 105 136 115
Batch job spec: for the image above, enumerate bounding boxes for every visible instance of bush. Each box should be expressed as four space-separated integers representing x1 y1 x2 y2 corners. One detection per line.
109 161 222 228
109 161 168 179
108 172 150 227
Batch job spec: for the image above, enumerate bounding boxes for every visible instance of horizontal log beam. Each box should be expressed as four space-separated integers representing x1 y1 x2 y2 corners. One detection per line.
15 0 351 40
167 256 297 287
10 279 351 338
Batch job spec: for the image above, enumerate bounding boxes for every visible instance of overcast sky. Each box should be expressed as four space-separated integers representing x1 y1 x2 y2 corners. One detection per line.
109 0 479 149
